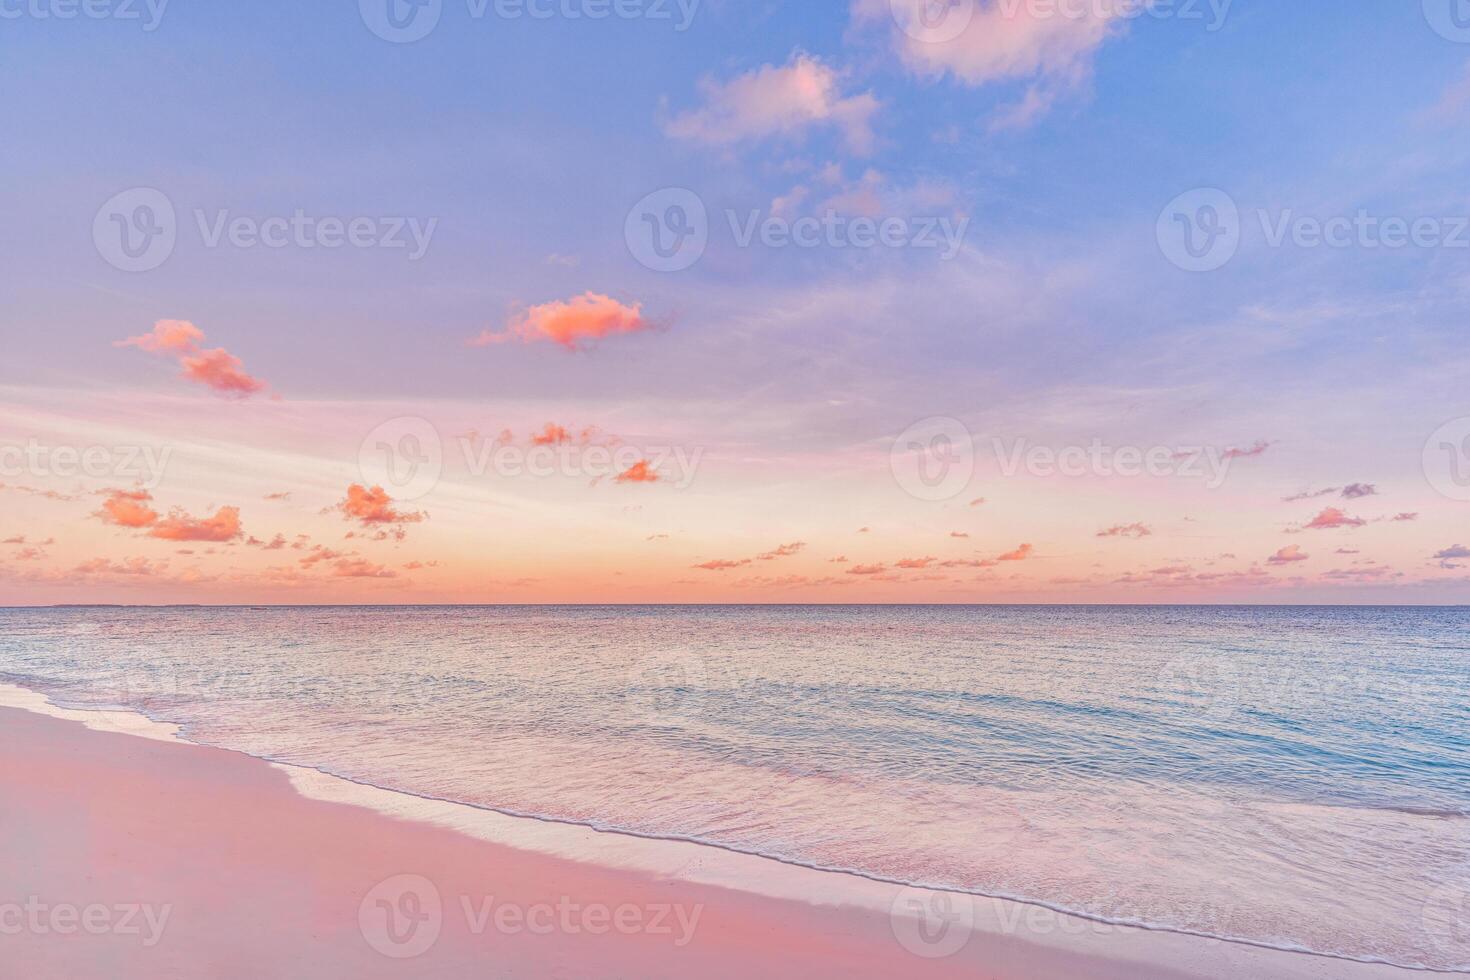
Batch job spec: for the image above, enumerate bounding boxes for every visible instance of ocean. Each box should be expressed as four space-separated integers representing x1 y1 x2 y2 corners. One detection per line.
0 605 1465 971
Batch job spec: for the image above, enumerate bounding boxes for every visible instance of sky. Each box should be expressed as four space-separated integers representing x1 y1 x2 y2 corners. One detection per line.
2 0 1469 604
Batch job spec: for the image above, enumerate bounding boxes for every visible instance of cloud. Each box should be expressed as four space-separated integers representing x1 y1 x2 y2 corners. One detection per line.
149 506 244 543
939 557 998 568
264 491 292 501
693 558 753 571
337 484 426 526
178 348 267 397
969 497 986 507
615 460 661 484
74 556 165 577
757 541 807 560
1304 507 1367 530
96 488 160 529
117 319 204 353
1392 512 1418 522
861 0 1131 127
330 558 397 579
666 52 880 155
1434 544 1470 560
472 292 650 351
1282 487 1339 503
950 531 970 538
1340 483 1378 499
997 543 1034 561
1268 545 1310 566
847 563 887 575
896 556 937 569
1097 523 1151 539
1222 440 1273 460
530 423 573 446
117 320 267 398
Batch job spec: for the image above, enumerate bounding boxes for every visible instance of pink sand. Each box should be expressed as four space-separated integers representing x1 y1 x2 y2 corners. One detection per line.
0 704 1428 979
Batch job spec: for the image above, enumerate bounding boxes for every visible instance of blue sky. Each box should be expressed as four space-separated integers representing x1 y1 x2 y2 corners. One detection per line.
2 1 1469 602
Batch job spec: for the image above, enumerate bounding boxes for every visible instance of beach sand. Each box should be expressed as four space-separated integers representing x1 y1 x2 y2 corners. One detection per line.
0 692 1435 979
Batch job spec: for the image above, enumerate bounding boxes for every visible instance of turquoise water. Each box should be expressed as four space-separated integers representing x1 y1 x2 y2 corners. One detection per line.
1 605 1466 970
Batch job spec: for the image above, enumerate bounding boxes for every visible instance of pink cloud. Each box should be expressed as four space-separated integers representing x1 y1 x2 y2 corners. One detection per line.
1268 545 1310 566
1097 523 1151 539
337 484 425 526
757 542 806 560
693 558 752 571
96 488 160 529
666 52 880 155
530 423 573 446
1304 507 1367 531
331 558 398 579
863 0 1131 127
179 348 267 397
74 556 165 577
117 319 204 353
1222 440 1273 460
149 506 243 543
997 543 1034 562
847 563 887 575
895 556 937 569
615 460 660 484
117 320 267 398
471 292 649 351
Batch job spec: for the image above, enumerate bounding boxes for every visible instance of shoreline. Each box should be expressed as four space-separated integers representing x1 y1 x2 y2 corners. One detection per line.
0 684 1451 979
